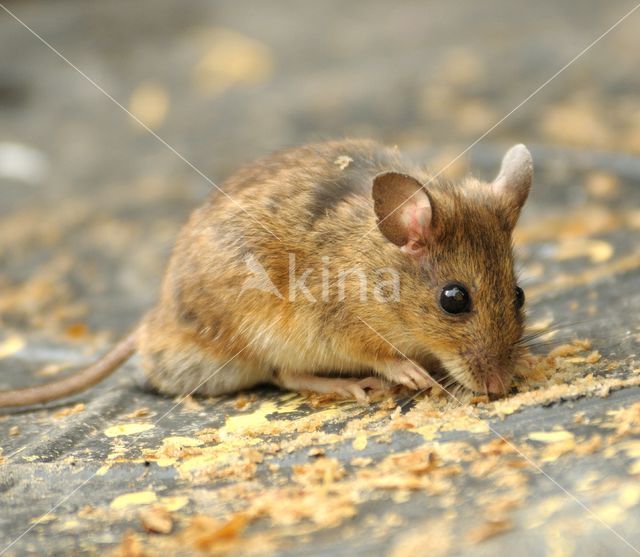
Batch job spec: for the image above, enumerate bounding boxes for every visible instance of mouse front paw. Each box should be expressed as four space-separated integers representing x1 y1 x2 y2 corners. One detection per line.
374 359 435 390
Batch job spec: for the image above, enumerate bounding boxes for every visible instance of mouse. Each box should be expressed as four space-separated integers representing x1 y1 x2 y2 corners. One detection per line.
0 139 533 408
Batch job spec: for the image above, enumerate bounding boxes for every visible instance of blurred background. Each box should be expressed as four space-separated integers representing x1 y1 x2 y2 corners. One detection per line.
0 0 639 339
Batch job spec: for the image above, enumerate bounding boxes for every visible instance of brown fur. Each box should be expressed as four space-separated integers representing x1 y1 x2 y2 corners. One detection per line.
139 139 529 397
0 139 531 407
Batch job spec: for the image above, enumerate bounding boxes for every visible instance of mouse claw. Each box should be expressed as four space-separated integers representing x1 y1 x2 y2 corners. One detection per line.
342 382 369 404
357 377 388 391
374 359 435 391
274 372 371 403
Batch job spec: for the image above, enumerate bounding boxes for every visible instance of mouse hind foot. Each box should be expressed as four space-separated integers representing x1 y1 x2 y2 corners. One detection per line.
274 371 387 402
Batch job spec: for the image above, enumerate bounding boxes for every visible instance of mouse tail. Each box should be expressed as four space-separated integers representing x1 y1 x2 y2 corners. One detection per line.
0 328 139 408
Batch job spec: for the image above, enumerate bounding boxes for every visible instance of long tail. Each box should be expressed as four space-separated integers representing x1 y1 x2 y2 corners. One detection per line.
0 328 139 408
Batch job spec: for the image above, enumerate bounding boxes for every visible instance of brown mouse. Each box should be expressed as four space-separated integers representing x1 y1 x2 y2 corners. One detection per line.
0 139 533 408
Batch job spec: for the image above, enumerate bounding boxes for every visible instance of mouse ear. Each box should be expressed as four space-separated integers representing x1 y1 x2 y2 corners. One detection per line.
372 172 432 257
491 144 533 228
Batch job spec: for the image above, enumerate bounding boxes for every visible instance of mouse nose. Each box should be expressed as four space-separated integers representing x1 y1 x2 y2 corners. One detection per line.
484 373 509 395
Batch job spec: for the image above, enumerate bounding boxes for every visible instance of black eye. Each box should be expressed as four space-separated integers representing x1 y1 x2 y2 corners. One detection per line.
515 286 525 309
439 283 471 315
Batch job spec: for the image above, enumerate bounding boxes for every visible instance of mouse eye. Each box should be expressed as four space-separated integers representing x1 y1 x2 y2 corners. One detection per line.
515 286 525 309
439 283 471 315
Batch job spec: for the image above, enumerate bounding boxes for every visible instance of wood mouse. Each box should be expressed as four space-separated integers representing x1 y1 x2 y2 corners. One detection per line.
0 139 533 408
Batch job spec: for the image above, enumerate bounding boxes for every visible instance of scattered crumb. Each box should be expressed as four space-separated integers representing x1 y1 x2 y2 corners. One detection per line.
52 402 85 419
78 505 95 518
140 505 173 535
196 428 220 444
585 171 620 199
573 411 586 424
234 393 256 410
176 395 202 412
292 457 345 485
0 335 25 359
104 422 154 438
124 407 151 419
65 322 89 339
391 518 452 557
574 435 602 456
37 362 71 377
466 517 513 543
586 350 601 364
528 430 574 443
111 531 146 557
111 491 158 511
3 322 636 556
548 339 591 358
352 433 368 451
334 155 353 170
184 513 249 551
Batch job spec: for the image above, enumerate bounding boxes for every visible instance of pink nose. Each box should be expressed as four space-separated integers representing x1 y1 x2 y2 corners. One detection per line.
485 374 508 395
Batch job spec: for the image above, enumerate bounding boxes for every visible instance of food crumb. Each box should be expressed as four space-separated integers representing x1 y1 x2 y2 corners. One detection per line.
334 155 353 170
125 407 151 419
585 171 619 199
65 322 89 339
466 518 513 543
585 350 601 364
234 394 254 410
196 428 220 444
351 456 373 467
52 403 85 419
352 434 368 451
548 339 591 358
140 505 173 534
111 531 146 557
184 513 249 551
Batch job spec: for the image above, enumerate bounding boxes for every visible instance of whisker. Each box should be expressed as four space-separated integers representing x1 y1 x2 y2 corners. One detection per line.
520 339 581 350
519 322 587 342
400 387 429 411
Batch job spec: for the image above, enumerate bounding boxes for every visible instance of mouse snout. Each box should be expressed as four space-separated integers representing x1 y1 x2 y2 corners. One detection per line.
478 358 514 395
484 372 510 395
456 348 514 395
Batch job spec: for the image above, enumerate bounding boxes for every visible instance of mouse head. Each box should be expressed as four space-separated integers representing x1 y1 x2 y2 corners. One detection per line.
372 145 533 395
